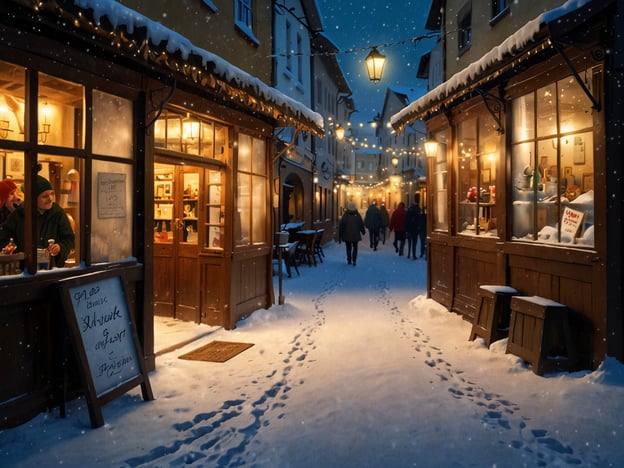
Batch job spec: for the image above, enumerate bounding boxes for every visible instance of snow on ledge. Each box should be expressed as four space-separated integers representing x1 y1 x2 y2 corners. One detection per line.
71 0 323 132
390 0 593 130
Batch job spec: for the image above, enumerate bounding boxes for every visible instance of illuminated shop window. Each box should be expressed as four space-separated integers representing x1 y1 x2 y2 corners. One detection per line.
430 131 448 232
457 114 502 237
511 68 597 247
154 109 228 161
235 133 267 247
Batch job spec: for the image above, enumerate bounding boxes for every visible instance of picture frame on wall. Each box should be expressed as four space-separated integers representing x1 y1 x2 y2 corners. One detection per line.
5 153 24 179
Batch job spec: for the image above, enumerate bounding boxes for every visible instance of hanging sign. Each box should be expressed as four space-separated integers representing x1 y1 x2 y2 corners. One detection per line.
59 270 153 428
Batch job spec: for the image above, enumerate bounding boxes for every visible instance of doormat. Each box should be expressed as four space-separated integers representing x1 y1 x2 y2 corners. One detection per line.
178 340 254 363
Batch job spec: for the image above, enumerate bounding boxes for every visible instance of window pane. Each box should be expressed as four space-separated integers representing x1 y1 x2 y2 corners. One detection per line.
205 169 224 251
38 73 84 148
91 160 133 262
431 132 448 232
536 83 557 138
0 156 78 271
92 90 133 158
235 173 251 246
238 133 251 172
511 141 536 239
558 75 593 133
252 137 266 175
199 120 214 158
457 119 477 234
0 60 25 143
511 93 534 142
559 131 594 247
214 124 228 162
251 175 266 244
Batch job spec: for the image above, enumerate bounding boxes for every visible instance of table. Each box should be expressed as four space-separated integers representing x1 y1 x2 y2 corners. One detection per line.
294 230 318 267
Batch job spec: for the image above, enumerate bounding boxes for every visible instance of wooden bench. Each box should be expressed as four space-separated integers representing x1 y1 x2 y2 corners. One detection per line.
506 296 577 376
469 285 518 347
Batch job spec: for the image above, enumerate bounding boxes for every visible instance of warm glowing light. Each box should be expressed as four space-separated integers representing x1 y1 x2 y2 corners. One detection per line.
424 139 439 158
365 47 386 84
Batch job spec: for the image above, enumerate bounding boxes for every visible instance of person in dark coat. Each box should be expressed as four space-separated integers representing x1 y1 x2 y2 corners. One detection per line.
0 175 75 267
389 201 407 256
379 204 390 244
339 201 365 266
405 195 421 260
417 209 427 258
364 201 382 250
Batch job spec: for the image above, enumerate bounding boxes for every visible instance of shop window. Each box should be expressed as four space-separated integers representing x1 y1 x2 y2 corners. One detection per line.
457 115 501 237
0 69 85 274
0 66 135 275
154 109 228 162
235 133 267 247
511 68 596 247
430 131 448 232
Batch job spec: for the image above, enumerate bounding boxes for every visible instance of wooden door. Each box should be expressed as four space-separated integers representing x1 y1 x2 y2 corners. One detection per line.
153 163 201 322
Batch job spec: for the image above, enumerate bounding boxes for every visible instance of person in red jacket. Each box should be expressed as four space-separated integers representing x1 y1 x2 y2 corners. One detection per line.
389 202 407 256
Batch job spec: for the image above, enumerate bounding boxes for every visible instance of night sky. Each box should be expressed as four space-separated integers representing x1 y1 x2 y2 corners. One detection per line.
317 0 436 123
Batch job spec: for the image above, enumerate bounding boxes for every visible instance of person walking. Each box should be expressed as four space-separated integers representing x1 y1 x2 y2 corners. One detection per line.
389 201 407 256
364 201 382 250
417 208 427 259
338 201 365 266
405 195 421 260
379 203 390 244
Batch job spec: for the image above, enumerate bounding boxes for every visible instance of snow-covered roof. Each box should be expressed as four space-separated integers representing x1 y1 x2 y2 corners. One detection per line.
388 85 428 105
22 0 324 135
390 0 594 132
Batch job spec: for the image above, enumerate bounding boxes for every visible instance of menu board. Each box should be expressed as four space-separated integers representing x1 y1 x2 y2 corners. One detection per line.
59 270 153 428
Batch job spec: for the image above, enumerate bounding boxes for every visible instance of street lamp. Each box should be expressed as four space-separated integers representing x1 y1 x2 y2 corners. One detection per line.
391 155 399 168
365 47 386 84
424 139 439 158
335 124 345 141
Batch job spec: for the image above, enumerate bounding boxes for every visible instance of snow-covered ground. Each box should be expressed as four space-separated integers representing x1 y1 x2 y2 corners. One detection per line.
2 240 623 467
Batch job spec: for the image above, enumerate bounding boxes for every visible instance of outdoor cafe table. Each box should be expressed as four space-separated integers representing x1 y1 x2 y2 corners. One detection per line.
294 229 318 267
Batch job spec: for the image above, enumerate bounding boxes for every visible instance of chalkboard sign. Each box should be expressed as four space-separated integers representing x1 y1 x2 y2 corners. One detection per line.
59 270 153 428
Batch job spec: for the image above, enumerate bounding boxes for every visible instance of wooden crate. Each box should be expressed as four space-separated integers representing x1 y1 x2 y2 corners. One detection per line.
469 285 518 347
507 296 577 375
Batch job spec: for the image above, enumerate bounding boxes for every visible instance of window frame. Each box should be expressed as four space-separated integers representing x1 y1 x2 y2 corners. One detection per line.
234 0 259 45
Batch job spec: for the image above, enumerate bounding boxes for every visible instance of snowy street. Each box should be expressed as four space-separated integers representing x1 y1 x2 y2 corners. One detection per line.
2 239 623 467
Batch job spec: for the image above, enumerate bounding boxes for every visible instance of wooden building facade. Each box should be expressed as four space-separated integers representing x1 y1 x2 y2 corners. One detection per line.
392 0 623 371
0 0 321 429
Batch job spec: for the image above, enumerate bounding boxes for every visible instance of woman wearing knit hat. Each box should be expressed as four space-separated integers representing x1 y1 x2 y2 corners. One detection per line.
338 201 365 266
0 178 22 224
0 175 74 268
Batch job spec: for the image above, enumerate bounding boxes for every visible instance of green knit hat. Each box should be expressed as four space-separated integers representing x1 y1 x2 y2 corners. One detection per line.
36 175 53 197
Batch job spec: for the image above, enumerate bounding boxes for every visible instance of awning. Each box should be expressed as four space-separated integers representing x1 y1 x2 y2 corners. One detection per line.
5 0 324 137
391 0 612 133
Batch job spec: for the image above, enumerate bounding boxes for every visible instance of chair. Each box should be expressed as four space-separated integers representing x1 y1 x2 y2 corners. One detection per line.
313 229 325 264
284 241 300 277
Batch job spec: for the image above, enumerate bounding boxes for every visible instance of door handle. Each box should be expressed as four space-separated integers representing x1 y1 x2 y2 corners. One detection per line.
174 218 185 230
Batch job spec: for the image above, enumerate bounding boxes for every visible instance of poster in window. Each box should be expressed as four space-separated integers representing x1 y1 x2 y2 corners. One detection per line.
97 172 126 219
573 136 585 164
